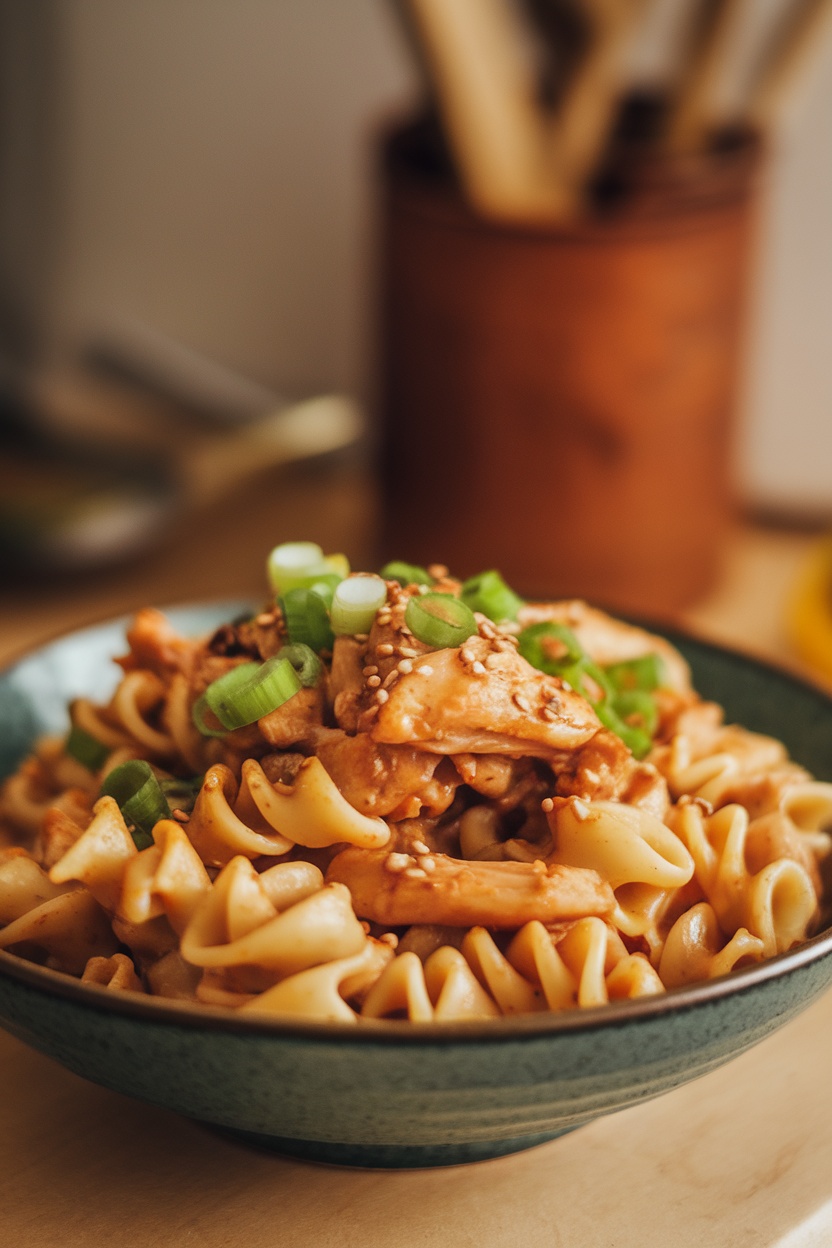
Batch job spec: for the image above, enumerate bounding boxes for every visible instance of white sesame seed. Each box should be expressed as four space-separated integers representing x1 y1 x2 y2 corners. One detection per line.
421 856 436 872
376 688 390 704
397 658 413 674
513 694 532 713
379 932 399 948
541 797 555 813
385 852 411 872
571 798 590 821
376 643 395 656
472 661 486 675
418 665 434 676
255 612 274 626
399 646 418 658
367 675 381 688
404 867 427 879
362 665 379 676
383 670 399 688
411 840 431 855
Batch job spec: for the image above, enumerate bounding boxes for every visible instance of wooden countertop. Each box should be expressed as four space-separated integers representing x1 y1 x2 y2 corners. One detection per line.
1 459 830 1247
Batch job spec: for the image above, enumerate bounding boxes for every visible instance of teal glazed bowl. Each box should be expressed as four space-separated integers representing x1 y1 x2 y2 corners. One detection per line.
1 604 832 1169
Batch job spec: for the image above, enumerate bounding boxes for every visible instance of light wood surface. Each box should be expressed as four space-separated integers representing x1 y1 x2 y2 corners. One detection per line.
1 460 829 1247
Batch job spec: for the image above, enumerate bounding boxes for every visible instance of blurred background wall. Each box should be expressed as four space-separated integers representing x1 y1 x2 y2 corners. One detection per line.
0 0 830 515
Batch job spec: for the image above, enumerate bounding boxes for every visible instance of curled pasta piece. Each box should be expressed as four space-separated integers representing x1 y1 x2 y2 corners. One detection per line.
555 917 612 1008
145 949 202 1000
163 671 213 774
70 696 134 751
242 940 393 1022
111 669 177 757
49 796 138 911
239 757 391 850
506 920 578 1010
605 953 664 999
0 848 75 923
660 723 807 814
423 946 502 1020
0 887 119 974
327 847 614 928
186 764 294 865
361 947 500 1021
659 902 765 987
460 927 544 1014
548 798 694 890
118 819 212 934
674 803 819 956
744 781 832 892
0 759 67 837
82 952 144 993
180 856 367 974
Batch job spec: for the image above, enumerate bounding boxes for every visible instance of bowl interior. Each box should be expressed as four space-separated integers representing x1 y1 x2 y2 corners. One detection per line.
1 603 832 1167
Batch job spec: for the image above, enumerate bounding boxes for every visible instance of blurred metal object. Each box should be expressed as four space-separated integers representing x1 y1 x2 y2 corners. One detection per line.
0 340 365 574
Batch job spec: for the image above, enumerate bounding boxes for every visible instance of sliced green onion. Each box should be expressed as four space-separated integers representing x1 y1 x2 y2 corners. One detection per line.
100 760 171 849
160 774 205 813
200 656 303 732
604 653 666 694
461 569 524 622
66 725 109 772
517 621 584 673
612 689 659 738
330 574 388 636
277 642 324 687
404 593 477 648
595 702 652 760
557 657 615 704
303 573 342 609
380 560 434 587
191 692 233 738
279 587 335 652
267 542 349 596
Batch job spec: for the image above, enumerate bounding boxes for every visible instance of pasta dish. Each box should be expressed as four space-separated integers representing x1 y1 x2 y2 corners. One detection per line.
1 543 830 1023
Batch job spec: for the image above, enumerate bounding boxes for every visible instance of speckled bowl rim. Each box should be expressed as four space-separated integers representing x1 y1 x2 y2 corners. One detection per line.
2 598 832 1047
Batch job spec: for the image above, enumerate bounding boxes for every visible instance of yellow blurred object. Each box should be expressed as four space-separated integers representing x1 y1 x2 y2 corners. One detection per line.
787 535 832 684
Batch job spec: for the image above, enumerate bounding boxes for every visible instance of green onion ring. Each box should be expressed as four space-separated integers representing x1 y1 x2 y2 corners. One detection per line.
201 656 303 731
379 560 434 587
100 760 171 849
603 653 666 694
66 725 109 772
331 574 388 636
404 593 477 649
277 642 324 687
517 621 584 673
279 587 335 652
267 542 348 596
461 569 524 622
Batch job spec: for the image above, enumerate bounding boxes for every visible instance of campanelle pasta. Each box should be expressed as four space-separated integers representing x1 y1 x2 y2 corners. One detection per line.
0 545 829 1024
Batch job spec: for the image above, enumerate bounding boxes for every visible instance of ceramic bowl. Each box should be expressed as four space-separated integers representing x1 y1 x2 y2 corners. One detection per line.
1 604 831 1169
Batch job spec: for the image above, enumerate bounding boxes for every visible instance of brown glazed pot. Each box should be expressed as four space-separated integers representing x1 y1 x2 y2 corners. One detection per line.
376 121 763 615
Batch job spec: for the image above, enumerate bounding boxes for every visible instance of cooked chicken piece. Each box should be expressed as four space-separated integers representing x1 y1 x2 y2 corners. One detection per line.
328 637 366 733
452 753 538 800
207 610 284 662
309 728 459 820
327 847 614 928
553 729 633 802
118 608 197 678
365 635 601 760
258 685 327 749
363 581 434 685
516 600 692 694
